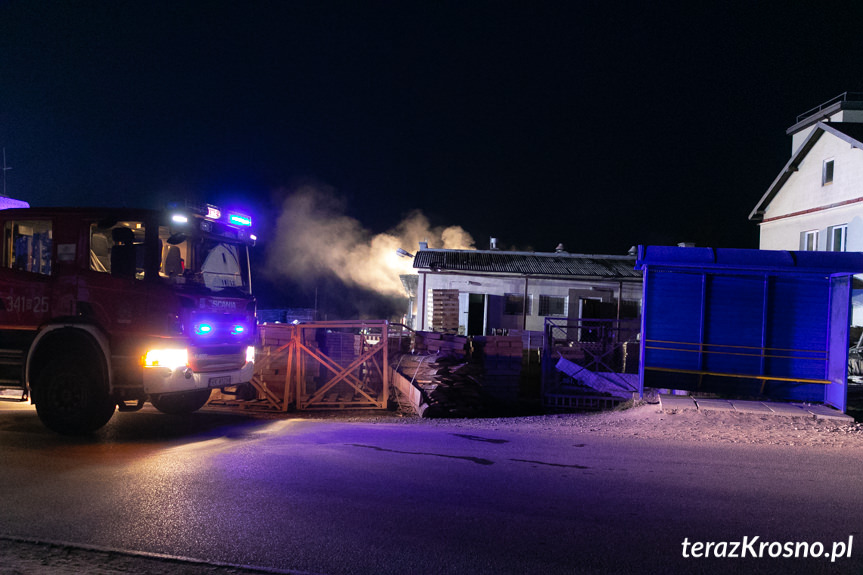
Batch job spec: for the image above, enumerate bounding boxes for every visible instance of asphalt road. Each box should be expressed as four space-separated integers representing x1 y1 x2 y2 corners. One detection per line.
0 403 861 575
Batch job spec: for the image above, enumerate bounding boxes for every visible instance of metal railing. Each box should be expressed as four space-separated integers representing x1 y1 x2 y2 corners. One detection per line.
542 317 640 392
796 92 863 123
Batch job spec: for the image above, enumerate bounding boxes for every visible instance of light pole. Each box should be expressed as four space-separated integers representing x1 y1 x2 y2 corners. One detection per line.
1 148 10 197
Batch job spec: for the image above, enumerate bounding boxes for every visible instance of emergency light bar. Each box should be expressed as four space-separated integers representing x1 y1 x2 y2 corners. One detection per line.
168 202 254 235
228 213 252 227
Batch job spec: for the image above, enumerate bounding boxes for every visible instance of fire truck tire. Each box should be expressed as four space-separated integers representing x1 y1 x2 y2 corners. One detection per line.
33 356 116 435
150 389 212 414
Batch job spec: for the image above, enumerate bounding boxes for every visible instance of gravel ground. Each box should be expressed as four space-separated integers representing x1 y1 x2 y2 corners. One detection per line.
395 401 863 449
5 400 863 573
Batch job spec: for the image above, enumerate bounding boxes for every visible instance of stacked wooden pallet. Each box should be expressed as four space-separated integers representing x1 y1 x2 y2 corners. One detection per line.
429 289 459 334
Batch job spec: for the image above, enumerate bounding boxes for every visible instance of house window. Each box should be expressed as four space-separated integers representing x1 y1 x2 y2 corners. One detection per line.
830 224 848 252
504 294 532 315
538 295 567 316
822 159 834 185
802 230 818 251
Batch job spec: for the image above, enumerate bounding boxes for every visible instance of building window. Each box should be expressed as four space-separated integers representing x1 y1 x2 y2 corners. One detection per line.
823 159 834 185
801 230 818 251
830 224 848 252
504 294 532 315
538 295 567 316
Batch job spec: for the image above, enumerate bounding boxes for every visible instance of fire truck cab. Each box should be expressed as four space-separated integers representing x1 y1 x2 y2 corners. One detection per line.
0 203 257 434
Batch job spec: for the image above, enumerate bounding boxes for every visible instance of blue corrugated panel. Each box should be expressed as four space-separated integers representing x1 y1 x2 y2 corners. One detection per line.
638 245 855 407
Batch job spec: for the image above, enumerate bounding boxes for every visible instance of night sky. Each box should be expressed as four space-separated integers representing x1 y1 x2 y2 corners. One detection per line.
2 2 863 311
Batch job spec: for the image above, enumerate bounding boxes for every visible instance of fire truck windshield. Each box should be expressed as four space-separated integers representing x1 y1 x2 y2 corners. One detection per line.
159 229 251 295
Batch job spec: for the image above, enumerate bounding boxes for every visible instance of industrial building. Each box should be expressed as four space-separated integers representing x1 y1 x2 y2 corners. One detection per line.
404 242 642 339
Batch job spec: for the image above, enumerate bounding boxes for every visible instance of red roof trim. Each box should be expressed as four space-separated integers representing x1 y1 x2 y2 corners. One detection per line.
760 195 863 223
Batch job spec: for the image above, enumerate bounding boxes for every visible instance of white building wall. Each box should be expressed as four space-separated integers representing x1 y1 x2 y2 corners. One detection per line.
416 271 641 334
760 134 863 250
761 117 863 328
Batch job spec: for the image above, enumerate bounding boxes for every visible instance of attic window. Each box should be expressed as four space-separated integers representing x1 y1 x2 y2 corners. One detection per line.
822 159 834 185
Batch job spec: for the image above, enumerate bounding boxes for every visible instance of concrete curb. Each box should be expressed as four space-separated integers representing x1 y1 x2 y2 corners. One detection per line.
659 394 854 422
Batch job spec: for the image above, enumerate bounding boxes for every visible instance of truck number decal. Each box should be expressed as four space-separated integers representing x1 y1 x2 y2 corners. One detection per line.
5 296 49 314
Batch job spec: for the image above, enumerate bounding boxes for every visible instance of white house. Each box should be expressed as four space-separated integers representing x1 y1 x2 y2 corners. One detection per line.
749 92 863 325
750 93 863 252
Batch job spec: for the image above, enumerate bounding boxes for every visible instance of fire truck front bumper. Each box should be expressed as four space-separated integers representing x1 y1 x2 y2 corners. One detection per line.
143 359 256 395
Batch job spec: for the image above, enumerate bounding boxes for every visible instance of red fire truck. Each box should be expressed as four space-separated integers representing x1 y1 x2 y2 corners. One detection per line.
0 202 257 434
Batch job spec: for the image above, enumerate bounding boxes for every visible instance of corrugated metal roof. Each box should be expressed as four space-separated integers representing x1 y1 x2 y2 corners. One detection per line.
413 249 641 278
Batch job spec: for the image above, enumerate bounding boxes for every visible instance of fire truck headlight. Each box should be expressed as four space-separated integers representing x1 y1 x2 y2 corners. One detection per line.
246 346 255 364
143 348 189 370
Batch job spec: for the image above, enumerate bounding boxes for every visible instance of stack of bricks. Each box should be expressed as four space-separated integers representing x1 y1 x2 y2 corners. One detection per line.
324 332 360 367
321 332 362 399
414 331 469 358
250 324 296 403
429 289 459 334
254 325 321 404
472 335 523 401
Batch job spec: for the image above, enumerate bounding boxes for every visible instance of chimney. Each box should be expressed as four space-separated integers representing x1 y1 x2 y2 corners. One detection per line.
489 237 498 250
418 241 428 250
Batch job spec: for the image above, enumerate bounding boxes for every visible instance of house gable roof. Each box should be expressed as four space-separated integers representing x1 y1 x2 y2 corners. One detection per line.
412 249 641 279
749 122 863 221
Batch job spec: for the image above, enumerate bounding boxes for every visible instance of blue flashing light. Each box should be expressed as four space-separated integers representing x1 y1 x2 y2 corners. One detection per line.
228 213 252 227
195 323 213 335
232 324 246 335
0 197 30 210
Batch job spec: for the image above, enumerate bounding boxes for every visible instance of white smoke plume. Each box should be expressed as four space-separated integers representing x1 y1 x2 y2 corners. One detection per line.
266 184 475 297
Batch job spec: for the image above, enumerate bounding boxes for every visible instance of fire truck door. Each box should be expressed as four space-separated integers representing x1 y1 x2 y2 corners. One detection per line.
0 219 54 399
83 223 149 346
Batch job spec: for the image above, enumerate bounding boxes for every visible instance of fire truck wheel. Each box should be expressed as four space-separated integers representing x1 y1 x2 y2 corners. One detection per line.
33 358 116 435
150 389 212 414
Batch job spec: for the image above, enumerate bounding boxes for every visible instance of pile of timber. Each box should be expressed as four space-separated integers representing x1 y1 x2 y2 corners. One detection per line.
395 352 493 418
